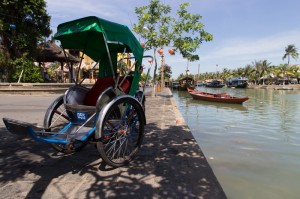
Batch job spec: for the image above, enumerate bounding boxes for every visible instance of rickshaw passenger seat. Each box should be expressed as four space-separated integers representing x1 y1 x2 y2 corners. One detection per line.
64 85 89 105
83 77 130 106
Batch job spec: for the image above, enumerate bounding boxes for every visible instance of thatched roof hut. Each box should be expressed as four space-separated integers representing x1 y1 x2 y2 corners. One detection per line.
36 41 79 63
36 41 80 82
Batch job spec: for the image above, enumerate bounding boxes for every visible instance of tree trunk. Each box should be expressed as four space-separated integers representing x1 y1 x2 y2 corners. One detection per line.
153 47 157 84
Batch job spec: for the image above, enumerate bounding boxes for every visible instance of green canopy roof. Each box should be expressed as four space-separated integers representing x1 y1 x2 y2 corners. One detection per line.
53 16 144 63
53 16 145 95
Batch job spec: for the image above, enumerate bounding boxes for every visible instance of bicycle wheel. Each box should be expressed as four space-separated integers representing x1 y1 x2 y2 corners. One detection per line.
44 95 86 153
135 90 145 111
96 96 145 167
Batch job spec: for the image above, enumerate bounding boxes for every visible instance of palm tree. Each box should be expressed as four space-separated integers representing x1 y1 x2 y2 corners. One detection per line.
221 68 232 80
277 64 289 85
244 64 254 77
260 60 271 85
243 64 255 84
253 60 271 84
282 44 299 65
287 65 300 84
236 67 245 77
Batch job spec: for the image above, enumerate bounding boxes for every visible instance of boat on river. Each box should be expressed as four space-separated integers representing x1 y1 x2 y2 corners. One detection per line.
171 81 179 89
177 77 195 91
187 88 249 104
205 79 225 88
226 77 248 88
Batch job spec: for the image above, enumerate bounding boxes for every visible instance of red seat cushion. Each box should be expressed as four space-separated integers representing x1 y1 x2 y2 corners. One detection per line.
83 77 130 106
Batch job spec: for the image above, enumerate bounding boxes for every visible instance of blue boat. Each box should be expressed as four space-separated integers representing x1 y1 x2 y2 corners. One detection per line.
226 77 248 88
205 79 225 88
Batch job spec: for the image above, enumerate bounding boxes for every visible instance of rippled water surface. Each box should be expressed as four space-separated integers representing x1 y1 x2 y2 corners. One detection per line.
173 87 300 199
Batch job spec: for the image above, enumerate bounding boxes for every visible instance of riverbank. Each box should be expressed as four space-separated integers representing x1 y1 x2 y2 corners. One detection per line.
172 87 300 198
1 82 299 93
247 84 300 90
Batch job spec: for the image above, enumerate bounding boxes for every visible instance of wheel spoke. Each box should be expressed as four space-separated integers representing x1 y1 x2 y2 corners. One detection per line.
44 95 86 153
97 97 145 167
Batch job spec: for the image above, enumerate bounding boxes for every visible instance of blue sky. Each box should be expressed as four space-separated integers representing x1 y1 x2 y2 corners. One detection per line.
45 0 300 78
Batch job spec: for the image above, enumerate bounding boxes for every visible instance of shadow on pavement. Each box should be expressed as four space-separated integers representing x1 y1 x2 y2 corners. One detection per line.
0 94 226 198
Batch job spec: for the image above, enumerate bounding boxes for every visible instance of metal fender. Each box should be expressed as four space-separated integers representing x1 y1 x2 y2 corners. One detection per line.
95 95 146 139
43 95 64 127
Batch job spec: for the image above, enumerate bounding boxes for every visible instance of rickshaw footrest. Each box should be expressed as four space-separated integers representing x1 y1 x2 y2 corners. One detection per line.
3 117 43 137
3 118 93 144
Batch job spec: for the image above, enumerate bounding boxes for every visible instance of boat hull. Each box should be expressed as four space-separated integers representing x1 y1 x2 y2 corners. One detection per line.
178 84 195 91
205 84 225 88
228 82 248 88
187 88 248 104
226 77 248 88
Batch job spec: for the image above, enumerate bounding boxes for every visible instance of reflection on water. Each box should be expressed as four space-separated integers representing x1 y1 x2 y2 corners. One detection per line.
173 87 300 199
190 97 248 112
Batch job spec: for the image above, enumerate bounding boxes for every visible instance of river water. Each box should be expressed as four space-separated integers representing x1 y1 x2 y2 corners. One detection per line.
172 87 300 199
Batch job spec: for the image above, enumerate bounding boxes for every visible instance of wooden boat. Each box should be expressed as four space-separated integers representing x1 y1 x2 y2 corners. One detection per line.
177 77 195 91
171 81 179 89
187 88 249 104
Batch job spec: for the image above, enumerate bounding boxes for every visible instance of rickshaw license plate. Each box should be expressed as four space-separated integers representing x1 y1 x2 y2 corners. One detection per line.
76 112 87 121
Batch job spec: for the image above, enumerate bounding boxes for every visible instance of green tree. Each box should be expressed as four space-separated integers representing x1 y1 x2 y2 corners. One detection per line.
253 60 271 85
287 65 300 83
220 68 232 80
277 64 290 84
0 0 51 82
0 49 10 81
158 64 172 79
140 72 152 85
282 44 299 66
236 67 245 77
134 0 171 86
243 64 254 78
172 3 213 61
134 0 212 87
0 0 51 59
10 57 43 83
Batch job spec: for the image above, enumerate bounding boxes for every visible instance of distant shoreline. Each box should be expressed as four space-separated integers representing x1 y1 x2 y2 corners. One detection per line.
0 82 300 91
247 84 300 90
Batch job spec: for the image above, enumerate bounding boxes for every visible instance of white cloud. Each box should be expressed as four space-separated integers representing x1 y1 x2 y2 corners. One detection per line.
46 0 133 26
163 29 300 77
205 30 300 61
44 0 300 78
192 29 300 73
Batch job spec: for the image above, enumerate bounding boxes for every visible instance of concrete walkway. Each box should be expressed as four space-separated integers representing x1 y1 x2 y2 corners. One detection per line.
0 87 226 199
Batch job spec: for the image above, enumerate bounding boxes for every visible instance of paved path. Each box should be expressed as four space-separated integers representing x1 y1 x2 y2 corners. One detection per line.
0 88 226 199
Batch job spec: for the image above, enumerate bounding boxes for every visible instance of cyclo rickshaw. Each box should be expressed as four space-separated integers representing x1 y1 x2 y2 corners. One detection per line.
3 16 154 168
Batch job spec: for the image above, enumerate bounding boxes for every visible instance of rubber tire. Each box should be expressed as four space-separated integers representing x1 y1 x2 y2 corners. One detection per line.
135 90 146 111
44 95 86 153
96 97 145 167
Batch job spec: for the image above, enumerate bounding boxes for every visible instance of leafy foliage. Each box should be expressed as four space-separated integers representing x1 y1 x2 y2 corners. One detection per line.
282 44 299 65
10 57 43 83
158 64 172 79
0 0 51 59
0 0 51 82
140 72 152 85
134 0 213 83
134 0 172 83
0 49 11 78
172 3 213 61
